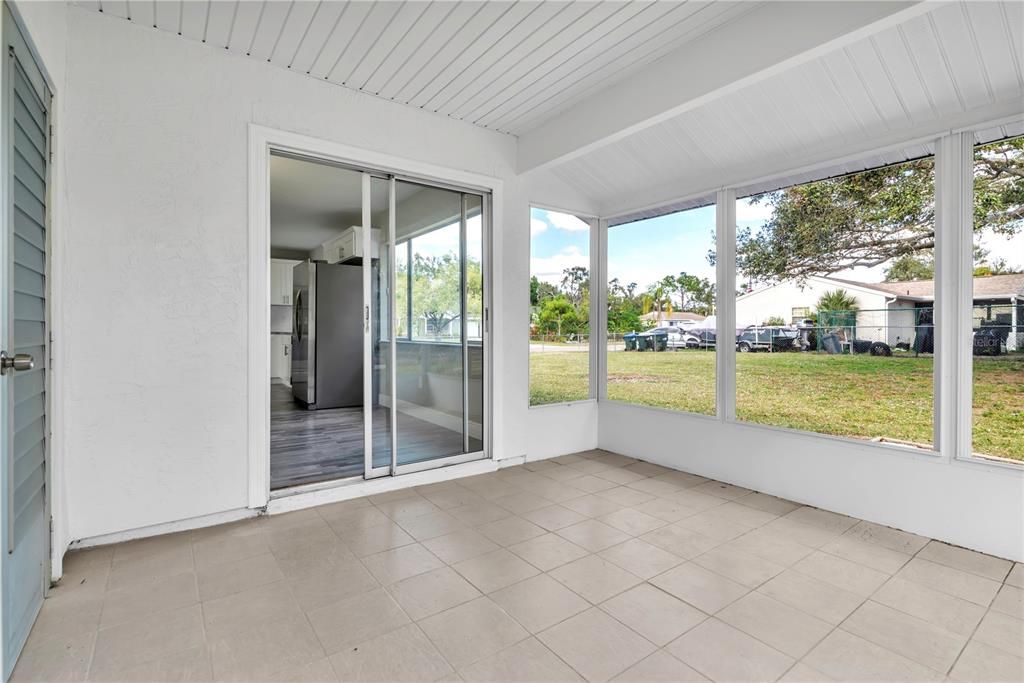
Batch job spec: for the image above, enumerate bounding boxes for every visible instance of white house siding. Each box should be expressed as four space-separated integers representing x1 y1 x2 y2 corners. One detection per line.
735 278 891 330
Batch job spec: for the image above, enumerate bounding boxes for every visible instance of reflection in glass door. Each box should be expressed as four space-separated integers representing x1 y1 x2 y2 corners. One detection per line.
388 180 486 472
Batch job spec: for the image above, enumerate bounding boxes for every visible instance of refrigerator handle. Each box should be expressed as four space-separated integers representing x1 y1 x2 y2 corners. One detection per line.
365 305 370 333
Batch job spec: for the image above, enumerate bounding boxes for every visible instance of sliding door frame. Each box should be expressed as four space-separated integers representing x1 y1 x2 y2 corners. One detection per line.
247 125 499 508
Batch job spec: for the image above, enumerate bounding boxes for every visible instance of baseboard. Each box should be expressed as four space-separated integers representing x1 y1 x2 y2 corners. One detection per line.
68 507 259 552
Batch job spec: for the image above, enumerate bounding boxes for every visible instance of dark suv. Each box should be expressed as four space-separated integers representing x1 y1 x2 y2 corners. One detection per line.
736 326 799 352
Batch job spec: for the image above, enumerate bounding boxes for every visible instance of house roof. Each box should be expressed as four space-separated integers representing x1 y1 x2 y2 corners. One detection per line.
828 274 1024 301
640 311 706 322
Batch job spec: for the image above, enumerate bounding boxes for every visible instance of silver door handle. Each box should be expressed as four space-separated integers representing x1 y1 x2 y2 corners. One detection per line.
0 351 33 375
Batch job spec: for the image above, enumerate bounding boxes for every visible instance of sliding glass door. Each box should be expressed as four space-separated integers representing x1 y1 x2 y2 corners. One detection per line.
364 175 488 478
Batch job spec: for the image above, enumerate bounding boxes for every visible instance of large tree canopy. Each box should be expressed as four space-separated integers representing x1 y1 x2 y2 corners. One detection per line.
736 137 1024 283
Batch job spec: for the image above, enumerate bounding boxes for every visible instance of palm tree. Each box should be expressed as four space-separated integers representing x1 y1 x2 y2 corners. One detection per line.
815 289 859 314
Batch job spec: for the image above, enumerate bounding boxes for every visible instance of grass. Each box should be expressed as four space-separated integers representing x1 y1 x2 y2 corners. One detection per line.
529 349 1024 461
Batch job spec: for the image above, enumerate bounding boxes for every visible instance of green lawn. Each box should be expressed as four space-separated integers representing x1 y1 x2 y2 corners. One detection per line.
529 349 1024 461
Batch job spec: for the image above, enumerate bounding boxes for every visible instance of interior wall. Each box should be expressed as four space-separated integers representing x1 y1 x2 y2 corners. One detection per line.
52 8 530 544
600 402 1024 561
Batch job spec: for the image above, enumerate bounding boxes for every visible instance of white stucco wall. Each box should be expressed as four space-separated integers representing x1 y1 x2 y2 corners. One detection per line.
736 278 890 328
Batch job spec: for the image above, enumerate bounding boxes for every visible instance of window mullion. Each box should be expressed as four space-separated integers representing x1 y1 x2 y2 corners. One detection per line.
716 189 737 422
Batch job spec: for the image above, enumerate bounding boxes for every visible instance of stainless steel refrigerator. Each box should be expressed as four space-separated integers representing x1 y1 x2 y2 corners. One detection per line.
291 261 364 409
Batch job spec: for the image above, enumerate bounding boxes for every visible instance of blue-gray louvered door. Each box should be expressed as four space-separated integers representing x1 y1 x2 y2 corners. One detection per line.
1 4 49 679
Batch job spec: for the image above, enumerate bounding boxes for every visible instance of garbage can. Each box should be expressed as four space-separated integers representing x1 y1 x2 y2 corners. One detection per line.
651 332 668 352
821 333 841 355
623 333 638 351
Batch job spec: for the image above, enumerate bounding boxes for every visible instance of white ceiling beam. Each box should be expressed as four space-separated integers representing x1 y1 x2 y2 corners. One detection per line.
516 0 933 174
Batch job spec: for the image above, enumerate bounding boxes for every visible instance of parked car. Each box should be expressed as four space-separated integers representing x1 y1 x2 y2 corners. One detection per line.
687 328 716 349
736 325 799 352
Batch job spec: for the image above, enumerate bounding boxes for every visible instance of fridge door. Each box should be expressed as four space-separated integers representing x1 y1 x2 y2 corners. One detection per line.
291 262 315 405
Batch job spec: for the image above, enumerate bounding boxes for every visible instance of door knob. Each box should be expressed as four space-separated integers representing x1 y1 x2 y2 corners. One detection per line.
0 351 34 375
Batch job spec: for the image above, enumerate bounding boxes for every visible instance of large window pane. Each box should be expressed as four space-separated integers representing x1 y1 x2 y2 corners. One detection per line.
606 204 717 414
971 136 1023 463
735 158 936 448
529 207 590 405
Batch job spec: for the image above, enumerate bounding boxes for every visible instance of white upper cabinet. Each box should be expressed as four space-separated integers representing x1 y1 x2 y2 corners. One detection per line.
270 259 298 305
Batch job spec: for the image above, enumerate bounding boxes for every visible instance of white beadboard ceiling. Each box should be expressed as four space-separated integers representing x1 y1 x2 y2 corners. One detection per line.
555 0 1024 219
75 0 754 135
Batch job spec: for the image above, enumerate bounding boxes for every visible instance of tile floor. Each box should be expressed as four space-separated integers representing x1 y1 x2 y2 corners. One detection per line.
14 450 1024 682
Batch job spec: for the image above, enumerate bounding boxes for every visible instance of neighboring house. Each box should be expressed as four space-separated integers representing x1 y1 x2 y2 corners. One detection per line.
640 311 707 328
736 274 1024 350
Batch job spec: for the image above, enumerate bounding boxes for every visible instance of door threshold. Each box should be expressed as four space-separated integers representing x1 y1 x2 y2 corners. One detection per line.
265 458 497 515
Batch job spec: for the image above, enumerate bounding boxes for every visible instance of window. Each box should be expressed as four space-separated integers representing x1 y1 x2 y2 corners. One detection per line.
529 207 591 405
735 157 936 447
971 135 1023 463
606 203 716 415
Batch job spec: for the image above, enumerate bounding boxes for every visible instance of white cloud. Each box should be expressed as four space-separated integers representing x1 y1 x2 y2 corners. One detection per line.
531 245 587 285
548 211 590 232
735 198 774 223
531 218 548 236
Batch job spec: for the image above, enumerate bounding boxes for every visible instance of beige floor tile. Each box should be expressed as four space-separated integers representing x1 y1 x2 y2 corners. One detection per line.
538 608 657 683
446 501 513 526
734 492 801 516
718 591 832 658
90 604 205 679
337 520 415 558
90 644 212 683
269 657 337 683
650 563 749 614
562 494 626 518
652 471 709 489
670 489 730 512
793 551 889 597
550 454 586 465
872 576 986 636
314 497 373 522
917 540 1013 581
593 467 648 486
53 548 113 600
477 516 547 546
209 615 324 681
271 536 356 578
419 597 529 670
388 566 481 620
556 519 632 552
286 558 379 612
307 587 410 654
725 527 814 567
762 517 844 549
329 623 453 682
677 512 752 542
784 506 857 534
622 461 669 477
778 662 835 682
417 485 484 511
758 569 863 626
708 501 781 529
819 535 913 575
321 505 392 534
106 543 194 590
368 488 423 504
11 630 95 683
508 532 589 571
599 538 684 580
971 609 1024 656
361 543 444 585
570 460 618 476
627 477 683 498
611 650 708 682
111 532 191 564
489 574 590 633
897 557 1002 606
595 486 656 507
601 583 706 646
667 618 793 683
992 583 1024 618
598 508 667 536
632 497 700 523
459 637 583 682
692 544 785 588
1006 562 1023 588
804 630 943 682
374 497 442 523
22 591 103 649
949 640 1024 683
493 491 556 515
453 548 539 593
396 511 467 541
539 465 589 482
193 532 269 570
422 529 500 565
691 481 752 500
521 504 588 531
844 521 930 555
264 519 337 557
197 552 283 601
99 571 199 628
844 601 966 673
640 525 720 560
549 554 641 604
201 581 303 642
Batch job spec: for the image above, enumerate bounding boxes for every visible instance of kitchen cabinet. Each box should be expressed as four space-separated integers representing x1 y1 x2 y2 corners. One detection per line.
271 335 291 383
270 259 298 305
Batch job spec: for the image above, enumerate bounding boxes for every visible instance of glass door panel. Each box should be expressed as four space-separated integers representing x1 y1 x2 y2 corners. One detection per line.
465 195 485 454
366 175 393 476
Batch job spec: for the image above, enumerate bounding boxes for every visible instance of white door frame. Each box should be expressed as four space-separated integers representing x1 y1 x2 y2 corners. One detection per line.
246 124 502 510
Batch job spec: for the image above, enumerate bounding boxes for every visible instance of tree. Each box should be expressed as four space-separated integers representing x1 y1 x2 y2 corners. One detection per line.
408 253 482 337
735 137 1023 282
560 266 589 307
537 297 581 336
884 255 934 281
763 316 787 326
816 289 860 315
